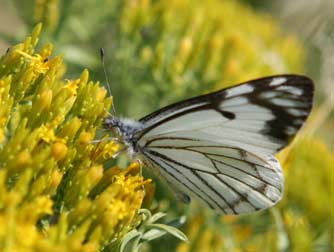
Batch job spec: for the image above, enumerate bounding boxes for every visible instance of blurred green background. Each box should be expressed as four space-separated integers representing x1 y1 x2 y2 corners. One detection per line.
0 0 333 251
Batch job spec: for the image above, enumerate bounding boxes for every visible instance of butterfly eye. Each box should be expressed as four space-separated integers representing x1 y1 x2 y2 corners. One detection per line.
103 117 118 129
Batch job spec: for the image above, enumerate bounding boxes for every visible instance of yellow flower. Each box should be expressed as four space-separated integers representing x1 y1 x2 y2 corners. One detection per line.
16 49 50 76
63 79 80 96
0 25 150 252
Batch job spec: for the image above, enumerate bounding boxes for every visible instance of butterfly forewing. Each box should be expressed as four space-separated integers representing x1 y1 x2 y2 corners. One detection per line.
130 75 313 214
137 75 313 154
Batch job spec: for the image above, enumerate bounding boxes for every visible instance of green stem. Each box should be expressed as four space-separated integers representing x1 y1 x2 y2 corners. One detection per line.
53 0 75 40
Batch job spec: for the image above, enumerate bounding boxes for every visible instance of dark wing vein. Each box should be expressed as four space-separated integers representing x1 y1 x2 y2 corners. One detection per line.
143 147 278 214
136 75 313 154
143 149 228 213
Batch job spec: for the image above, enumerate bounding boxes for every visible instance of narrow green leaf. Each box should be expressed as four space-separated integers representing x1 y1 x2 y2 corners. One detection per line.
120 230 141 252
149 212 167 224
146 223 188 241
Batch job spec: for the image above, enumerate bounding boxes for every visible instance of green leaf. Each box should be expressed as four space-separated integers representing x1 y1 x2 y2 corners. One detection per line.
271 208 289 252
149 212 167 224
120 230 142 252
145 223 188 242
138 208 152 223
141 228 167 241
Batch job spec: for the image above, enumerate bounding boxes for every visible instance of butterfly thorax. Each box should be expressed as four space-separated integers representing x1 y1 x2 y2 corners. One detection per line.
103 117 144 156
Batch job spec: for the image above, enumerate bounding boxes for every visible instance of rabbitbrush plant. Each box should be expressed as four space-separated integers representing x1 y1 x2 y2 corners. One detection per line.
0 24 186 252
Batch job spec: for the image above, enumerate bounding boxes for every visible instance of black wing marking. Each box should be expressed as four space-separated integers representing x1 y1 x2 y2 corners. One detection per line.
136 75 313 154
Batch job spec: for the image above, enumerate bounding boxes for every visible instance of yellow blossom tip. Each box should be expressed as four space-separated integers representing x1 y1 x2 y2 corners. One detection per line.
50 170 63 188
38 125 56 143
96 88 107 102
88 165 104 183
51 141 68 161
33 23 43 37
35 89 53 111
81 69 89 83
0 129 5 144
78 131 94 144
63 79 79 96
15 150 32 167
35 196 53 215
127 161 141 172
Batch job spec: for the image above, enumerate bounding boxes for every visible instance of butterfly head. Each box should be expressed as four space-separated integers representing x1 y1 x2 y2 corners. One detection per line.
103 116 143 149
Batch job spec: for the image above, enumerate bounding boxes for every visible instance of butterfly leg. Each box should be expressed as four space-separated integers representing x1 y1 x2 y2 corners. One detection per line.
134 158 144 176
90 137 119 144
111 146 127 158
134 159 147 197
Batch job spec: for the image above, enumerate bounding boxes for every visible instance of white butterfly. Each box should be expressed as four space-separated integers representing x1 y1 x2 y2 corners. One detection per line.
103 75 314 215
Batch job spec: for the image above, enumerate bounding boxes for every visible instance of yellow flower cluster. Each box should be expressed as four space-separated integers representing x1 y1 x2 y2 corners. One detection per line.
0 24 150 251
121 0 304 86
280 138 334 251
25 0 331 250
176 213 223 252
29 0 306 119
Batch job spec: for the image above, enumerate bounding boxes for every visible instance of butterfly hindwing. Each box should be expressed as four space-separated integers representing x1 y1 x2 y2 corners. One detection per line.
141 139 283 214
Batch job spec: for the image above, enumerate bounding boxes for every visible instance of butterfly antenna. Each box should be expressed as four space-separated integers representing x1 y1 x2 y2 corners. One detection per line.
100 48 116 114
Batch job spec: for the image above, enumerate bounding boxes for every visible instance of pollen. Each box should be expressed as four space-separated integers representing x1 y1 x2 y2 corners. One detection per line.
102 141 121 159
16 49 50 76
34 196 53 215
38 124 56 143
63 79 79 96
